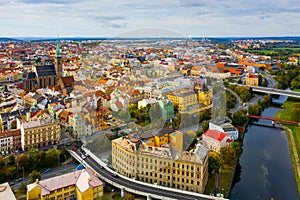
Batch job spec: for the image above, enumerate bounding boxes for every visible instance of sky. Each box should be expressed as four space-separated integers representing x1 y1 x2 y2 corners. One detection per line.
0 0 300 37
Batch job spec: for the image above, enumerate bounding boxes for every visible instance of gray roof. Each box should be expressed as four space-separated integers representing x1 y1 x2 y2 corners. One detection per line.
35 64 57 77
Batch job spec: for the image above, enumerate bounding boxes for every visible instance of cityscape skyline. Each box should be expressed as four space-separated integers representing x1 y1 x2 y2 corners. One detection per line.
1 0 300 37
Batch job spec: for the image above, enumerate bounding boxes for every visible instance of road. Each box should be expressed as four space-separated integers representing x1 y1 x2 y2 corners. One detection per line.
12 162 78 191
225 88 241 113
73 149 223 200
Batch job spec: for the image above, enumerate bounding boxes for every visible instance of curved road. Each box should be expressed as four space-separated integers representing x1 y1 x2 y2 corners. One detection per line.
225 88 241 113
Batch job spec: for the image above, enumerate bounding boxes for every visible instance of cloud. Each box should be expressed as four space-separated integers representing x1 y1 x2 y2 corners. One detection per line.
259 15 271 20
22 0 78 4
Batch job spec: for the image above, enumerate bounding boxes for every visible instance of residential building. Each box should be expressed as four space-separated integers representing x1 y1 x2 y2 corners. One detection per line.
167 90 199 113
0 182 16 200
138 98 157 109
112 127 209 193
48 102 65 117
202 130 232 153
245 73 259 87
68 113 92 139
26 168 103 200
197 89 212 106
0 129 21 153
18 118 60 151
157 98 174 121
209 122 239 140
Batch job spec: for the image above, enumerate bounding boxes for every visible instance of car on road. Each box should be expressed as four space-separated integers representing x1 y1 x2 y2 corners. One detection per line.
112 173 118 178
71 147 77 151
9 181 15 186
44 168 52 173
16 178 23 182
66 142 71 146
81 155 86 159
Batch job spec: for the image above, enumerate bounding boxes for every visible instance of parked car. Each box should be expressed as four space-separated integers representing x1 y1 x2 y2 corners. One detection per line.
44 168 52 173
71 147 77 151
81 155 86 159
66 142 71 146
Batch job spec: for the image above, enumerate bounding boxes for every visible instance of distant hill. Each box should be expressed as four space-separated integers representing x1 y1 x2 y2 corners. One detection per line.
0 36 300 42
0 37 23 42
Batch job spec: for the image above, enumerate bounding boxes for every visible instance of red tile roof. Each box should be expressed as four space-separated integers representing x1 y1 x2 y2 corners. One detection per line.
203 130 229 142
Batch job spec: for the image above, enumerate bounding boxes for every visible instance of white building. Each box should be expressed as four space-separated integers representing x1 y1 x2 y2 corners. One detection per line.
202 130 232 153
209 122 239 140
138 98 157 109
68 113 92 139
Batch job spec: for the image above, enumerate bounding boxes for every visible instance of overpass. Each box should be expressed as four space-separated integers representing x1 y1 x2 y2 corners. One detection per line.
69 147 226 200
230 83 300 98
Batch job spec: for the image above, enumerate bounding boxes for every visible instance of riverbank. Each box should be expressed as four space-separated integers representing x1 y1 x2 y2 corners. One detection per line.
275 101 300 197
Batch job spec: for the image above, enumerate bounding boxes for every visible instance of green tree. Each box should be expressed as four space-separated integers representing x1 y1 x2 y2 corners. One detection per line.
220 146 238 166
124 193 135 200
29 170 41 183
232 110 247 126
208 151 222 174
201 120 209 132
18 182 26 195
231 142 242 157
291 103 300 122
46 148 59 167
5 166 16 179
16 153 29 170
6 154 15 165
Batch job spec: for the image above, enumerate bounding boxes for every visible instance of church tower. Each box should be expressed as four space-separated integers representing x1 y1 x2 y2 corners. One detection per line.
54 37 63 79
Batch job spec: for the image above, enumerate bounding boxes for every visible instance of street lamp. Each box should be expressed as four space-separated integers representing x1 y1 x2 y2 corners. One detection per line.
22 167 24 180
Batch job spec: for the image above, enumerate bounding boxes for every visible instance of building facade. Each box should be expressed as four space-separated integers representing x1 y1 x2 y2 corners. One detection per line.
202 130 232 153
26 168 103 200
112 127 209 193
0 129 21 153
68 113 92 139
209 122 239 140
18 118 60 151
245 73 259 87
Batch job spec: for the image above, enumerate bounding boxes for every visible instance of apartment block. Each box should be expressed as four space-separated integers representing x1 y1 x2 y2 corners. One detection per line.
27 168 103 200
112 127 209 193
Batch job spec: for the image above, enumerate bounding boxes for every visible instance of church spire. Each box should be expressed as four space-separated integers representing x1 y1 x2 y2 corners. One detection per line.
56 35 61 57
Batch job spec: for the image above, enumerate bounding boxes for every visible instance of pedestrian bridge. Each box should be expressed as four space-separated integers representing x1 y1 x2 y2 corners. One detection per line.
249 115 300 126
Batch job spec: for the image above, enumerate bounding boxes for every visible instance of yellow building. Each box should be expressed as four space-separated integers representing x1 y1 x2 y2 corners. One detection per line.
245 73 259 87
27 168 103 200
167 89 212 114
112 127 209 193
167 91 198 112
18 118 60 151
197 89 212 106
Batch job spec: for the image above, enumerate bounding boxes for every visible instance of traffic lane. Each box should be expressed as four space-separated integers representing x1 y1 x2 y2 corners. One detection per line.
12 162 78 190
41 162 79 179
83 155 209 200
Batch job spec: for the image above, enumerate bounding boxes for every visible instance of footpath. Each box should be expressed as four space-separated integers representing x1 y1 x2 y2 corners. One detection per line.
285 126 300 181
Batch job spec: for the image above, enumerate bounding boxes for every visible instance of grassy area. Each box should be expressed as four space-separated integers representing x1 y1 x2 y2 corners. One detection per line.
220 165 235 198
284 126 300 197
204 175 216 195
275 101 294 120
293 88 300 93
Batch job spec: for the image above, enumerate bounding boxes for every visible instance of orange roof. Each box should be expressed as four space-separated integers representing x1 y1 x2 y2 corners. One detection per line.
98 79 107 85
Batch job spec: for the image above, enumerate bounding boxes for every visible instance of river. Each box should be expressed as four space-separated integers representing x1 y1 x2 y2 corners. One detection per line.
230 102 299 200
